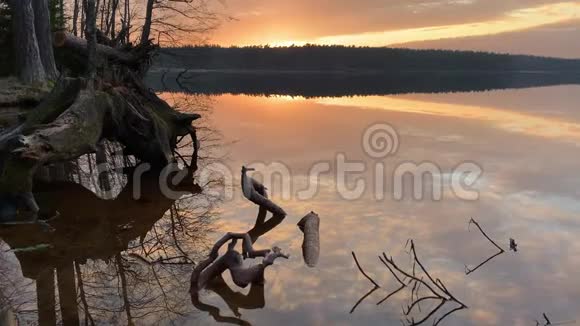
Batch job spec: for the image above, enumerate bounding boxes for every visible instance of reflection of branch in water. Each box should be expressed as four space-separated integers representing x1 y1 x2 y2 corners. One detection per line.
351 240 467 326
535 312 576 326
465 218 505 276
207 275 265 317
190 234 286 325
349 252 380 314
175 69 199 93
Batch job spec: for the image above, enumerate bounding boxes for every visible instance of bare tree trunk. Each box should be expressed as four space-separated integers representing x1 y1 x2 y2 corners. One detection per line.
104 0 111 33
84 0 97 84
74 262 95 326
120 0 127 43
141 0 154 45
115 254 135 326
95 0 100 29
59 0 64 28
108 0 119 38
37 268 57 326
72 0 79 36
10 0 46 84
56 263 80 326
80 0 85 38
125 0 130 44
99 0 105 31
32 0 58 80
95 141 111 193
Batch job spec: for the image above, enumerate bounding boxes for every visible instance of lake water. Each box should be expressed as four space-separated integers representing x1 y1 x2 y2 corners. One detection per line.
180 86 580 325
2 85 580 325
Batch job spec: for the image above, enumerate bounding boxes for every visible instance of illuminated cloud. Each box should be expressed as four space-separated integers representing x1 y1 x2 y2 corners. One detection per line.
209 1 578 56
268 2 580 47
393 18 580 58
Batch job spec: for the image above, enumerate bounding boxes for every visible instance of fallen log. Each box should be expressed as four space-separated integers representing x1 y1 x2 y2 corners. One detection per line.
297 211 320 267
54 32 136 67
53 31 156 77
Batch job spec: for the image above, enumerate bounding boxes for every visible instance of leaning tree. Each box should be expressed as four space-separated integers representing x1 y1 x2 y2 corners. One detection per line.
8 0 58 84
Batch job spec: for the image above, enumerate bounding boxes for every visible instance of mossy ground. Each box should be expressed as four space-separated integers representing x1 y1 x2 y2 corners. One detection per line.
0 77 51 129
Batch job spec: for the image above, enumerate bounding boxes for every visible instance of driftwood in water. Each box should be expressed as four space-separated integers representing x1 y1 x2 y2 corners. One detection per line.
297 211 320 267
191 168 289 292
191 232 289 291
191 168 306 325
241 166 286 217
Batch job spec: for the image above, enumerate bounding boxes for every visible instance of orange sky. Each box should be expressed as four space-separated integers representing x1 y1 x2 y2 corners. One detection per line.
208 1 580 58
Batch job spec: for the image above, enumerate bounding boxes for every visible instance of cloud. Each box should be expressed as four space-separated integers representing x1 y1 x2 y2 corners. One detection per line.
394 18 580 58
268 2 580 48
209 0 564 46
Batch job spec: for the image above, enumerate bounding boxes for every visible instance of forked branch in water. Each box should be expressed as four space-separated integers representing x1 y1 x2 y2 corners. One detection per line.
465 218 505 275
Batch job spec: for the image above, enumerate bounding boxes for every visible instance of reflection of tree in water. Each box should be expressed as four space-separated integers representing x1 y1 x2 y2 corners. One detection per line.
0 242 36 324
0 93 227 325
0 162 219 325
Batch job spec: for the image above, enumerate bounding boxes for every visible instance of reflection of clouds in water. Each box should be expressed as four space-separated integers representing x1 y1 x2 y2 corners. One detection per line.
201 89 580 325
316 95 580 145
436 134 466 143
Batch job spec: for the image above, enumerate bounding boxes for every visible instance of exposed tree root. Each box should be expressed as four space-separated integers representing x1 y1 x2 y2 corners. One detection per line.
0 35 201 222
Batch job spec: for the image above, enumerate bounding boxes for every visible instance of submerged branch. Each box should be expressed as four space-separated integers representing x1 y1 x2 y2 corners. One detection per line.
351 240 467 325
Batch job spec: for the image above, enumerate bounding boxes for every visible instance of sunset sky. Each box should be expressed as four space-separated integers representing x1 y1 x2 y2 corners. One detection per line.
209 0 580 58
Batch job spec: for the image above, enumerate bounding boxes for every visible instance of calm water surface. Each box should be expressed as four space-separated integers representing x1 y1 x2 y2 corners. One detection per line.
194 86 580 325
2 85 580 326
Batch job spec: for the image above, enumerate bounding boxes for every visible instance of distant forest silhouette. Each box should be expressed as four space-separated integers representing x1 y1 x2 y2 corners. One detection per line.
155 45 580 72
146 70 580 97
150 45 580 97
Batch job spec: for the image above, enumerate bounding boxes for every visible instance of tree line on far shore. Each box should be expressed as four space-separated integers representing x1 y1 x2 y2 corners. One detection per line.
0 0 217 81
157 45 580 72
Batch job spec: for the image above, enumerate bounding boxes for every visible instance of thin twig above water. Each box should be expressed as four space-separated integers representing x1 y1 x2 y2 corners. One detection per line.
465 218 505 275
